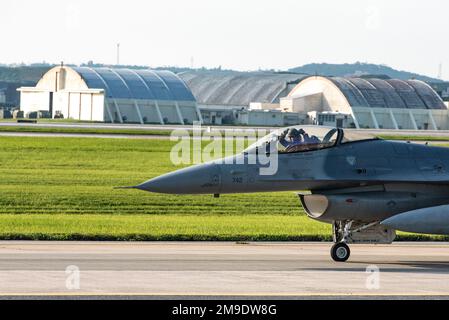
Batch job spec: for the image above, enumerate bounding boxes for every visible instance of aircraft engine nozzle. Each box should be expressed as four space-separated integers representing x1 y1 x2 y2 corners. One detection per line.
381 205 449 235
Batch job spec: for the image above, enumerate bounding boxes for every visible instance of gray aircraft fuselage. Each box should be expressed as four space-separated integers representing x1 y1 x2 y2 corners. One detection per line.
138 138 449 218
132 126 449 259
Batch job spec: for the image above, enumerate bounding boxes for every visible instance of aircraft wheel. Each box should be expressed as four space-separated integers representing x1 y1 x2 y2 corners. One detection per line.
331 242 350 262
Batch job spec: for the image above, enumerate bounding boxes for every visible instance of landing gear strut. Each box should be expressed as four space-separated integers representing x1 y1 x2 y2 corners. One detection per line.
330 220 385 262
331 221 352 262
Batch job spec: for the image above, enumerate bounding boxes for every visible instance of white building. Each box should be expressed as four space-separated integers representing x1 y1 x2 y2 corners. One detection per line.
281 76 449 130
308 111 352 128
18 66 202 124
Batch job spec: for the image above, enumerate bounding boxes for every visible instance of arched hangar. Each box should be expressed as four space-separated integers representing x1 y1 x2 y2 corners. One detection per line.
179 70 306 125
282 76 448 130
18 66 202 124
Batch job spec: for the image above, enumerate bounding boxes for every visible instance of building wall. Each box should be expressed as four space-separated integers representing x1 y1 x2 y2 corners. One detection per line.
249 102 281 110
284 114 308 126
354 111 376 129
308 111 353 128
116 100 140 123
281 93 323 113
179 105 199 124
54 92 105 121
159 104 181 124
413 111 433 130
20 88 107 122
351 108 449 130
392 110 416 130
431 110 449 130
138 101 163 124
235 110 306 126
91 94 105 121
285 77 353 114
20 91 51 114
0 91 6 104
200 107 235 125
372 110 396 129
35 67 89 92
248 111 284 126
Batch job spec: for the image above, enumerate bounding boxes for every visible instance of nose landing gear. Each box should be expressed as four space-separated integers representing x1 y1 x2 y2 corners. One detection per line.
330 220 393 262
331 242 351 262
331 221 352 262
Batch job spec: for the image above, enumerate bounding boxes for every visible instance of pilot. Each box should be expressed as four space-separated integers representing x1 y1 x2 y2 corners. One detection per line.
279 128 304 150
303 133 320 144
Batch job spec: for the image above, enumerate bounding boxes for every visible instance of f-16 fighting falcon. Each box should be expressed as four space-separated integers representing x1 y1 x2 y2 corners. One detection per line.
130 126 449 262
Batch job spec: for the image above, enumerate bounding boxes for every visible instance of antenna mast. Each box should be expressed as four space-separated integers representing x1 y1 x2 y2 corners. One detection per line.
116 43 120 66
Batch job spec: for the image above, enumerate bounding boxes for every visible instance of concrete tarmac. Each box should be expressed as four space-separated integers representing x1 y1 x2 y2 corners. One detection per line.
0 132 170 140
0 241 449 299
4 122 449 137
1 132 448 147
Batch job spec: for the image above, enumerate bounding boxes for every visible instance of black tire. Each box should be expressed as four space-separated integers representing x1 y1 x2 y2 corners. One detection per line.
331 243 350 262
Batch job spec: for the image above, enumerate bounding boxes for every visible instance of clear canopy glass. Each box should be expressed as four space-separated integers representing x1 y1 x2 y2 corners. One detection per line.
244 126 377 154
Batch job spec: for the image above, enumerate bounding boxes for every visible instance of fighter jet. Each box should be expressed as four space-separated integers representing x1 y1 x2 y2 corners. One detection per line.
132 126 449 262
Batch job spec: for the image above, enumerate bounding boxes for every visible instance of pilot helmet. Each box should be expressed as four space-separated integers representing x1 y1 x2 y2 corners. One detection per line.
287 128 301 139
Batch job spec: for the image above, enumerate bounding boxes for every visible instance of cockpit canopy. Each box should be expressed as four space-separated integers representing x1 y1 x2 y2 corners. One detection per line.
244 126 377 154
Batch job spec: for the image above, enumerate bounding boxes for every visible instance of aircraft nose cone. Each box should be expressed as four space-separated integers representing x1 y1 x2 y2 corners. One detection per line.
136 163 221 194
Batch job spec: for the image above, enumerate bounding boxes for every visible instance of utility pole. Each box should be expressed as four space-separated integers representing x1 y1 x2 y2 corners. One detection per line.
117 43 120 66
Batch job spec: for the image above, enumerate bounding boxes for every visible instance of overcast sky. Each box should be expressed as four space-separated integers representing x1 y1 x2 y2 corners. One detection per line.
1 0 448 79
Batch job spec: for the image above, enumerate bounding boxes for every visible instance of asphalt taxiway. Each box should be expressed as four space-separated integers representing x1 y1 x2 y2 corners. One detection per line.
1 132 449 146
4 122 449 138
0 242 448 299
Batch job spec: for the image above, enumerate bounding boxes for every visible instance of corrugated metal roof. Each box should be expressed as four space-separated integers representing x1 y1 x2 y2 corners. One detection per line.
179 71 306 106
72 67 195 102
330 77 445 109
406 80 446 109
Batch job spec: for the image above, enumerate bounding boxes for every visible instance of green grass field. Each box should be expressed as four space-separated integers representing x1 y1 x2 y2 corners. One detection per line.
378 135 449 141
0 136 446 241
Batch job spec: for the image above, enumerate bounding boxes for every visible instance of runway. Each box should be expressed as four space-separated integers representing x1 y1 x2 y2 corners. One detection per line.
1 131 449 145
4 121 449 137
0 241 449 299
0 132 170 140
